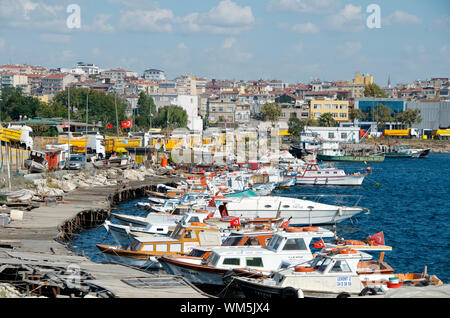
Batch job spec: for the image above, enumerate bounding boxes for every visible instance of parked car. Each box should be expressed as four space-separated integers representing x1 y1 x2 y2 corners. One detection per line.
65 155 86 170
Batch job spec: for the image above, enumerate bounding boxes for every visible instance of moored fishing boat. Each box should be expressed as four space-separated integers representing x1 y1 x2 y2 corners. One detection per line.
295 162 368 186
216 195 367 226
157 227 335 287
96 222 222 269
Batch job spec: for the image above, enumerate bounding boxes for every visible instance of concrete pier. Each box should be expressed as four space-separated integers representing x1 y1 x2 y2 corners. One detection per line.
0 176 211 298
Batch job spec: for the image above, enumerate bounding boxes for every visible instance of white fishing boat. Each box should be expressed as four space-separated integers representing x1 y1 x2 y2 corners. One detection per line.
157 227 335 286
295 162 368 186
217 196 366 226
233 245 443 298
104 212 213 248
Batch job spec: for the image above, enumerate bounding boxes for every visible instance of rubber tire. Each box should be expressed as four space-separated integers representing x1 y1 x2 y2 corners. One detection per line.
359 287 377 296
281 287 299 299
337 292 351 298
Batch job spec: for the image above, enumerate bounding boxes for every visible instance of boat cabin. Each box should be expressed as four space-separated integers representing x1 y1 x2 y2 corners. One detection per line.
128 223 222 254
201 229 335 272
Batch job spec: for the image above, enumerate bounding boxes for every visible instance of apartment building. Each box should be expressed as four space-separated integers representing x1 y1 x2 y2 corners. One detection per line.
310 99 349 122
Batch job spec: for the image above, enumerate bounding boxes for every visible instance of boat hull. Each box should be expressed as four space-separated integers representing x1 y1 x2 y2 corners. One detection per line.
296 175 365 186
317 154 385 163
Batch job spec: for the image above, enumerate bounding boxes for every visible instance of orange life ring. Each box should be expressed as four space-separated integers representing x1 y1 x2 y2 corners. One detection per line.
338 240 365 246
301 227 319 232
339 248 357 254
202 252 211 260
191 222 207 227
286 227 304 232
294 266 314 272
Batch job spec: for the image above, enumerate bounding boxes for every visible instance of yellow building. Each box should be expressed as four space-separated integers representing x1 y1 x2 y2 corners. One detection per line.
353 72 373 86
309 99 349 122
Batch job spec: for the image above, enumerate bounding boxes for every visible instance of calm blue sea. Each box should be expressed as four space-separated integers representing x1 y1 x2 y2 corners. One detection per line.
69 154 450 283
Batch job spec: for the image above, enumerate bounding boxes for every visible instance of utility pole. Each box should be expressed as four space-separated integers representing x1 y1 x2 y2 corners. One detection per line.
115 93 119 137
85 90 89 164
68 86 71 159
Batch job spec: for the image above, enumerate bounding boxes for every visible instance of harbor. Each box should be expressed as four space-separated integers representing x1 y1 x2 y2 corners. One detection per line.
0 138 449 299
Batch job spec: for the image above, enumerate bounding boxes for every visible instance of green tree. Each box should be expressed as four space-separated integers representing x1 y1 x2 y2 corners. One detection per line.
318 113 336 127
50 88 128 132
288 117 310 138
370 104 393 130
0 87 41 120
395 109 422 128
349 108 367 125
261 103 282 124
364 83 387 98
154 105 188 130
135 91 156 130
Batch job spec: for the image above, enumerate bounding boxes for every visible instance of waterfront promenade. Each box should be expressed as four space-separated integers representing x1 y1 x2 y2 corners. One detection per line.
0 175 210 298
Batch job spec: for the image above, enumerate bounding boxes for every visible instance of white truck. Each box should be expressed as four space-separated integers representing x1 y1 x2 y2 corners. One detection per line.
85 133 106 161
5 124 34 150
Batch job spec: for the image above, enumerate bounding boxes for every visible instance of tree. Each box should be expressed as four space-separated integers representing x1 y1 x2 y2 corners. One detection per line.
349 108 367 125
154 105 188 130
261 103 282 124
288 117 305 138
370 104 393 130
318 113 336 127
364 83 387 98
1 87 42 120
135 91 156 130
50 88 128 132
395 109 422 128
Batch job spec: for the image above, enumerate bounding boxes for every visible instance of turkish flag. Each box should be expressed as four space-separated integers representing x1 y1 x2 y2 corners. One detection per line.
230 217 240 227
107 124 113 129
121 119 133 129
313 239 325 249
369 231 385 246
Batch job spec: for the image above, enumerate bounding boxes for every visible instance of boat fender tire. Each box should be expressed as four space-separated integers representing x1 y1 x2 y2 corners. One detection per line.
281 287 299 299
359 287 377 296
419 281 430 287
403 280 414 286
337 292 351 299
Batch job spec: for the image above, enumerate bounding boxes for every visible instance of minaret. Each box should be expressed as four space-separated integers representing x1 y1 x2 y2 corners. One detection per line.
387 75 391 88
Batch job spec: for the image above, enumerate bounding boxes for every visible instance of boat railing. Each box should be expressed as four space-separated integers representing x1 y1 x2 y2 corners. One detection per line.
290 193 363 207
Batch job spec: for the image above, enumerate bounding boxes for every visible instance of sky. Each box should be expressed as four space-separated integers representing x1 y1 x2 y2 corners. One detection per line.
0 0 449 86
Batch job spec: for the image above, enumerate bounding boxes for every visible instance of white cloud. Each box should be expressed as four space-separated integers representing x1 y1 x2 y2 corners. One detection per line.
177 42 187 49
90 14 115 33
267 0 340 14
384 11 421 26
179 0 255 35
291 22 319 34
337 41 362 57
222 37 236 49
0 0 65 30
39 33 71 43
329 4 365 32
293 41 303 53
433 14 450 34
118 1 255 35
119 8 174 32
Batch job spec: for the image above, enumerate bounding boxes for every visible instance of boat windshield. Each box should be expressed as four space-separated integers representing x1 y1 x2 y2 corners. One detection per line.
312 257 332 272
222 235 243 246
171 227 184 240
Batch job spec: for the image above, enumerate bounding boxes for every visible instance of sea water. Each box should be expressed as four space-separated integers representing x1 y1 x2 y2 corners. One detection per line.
68 154 450 283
